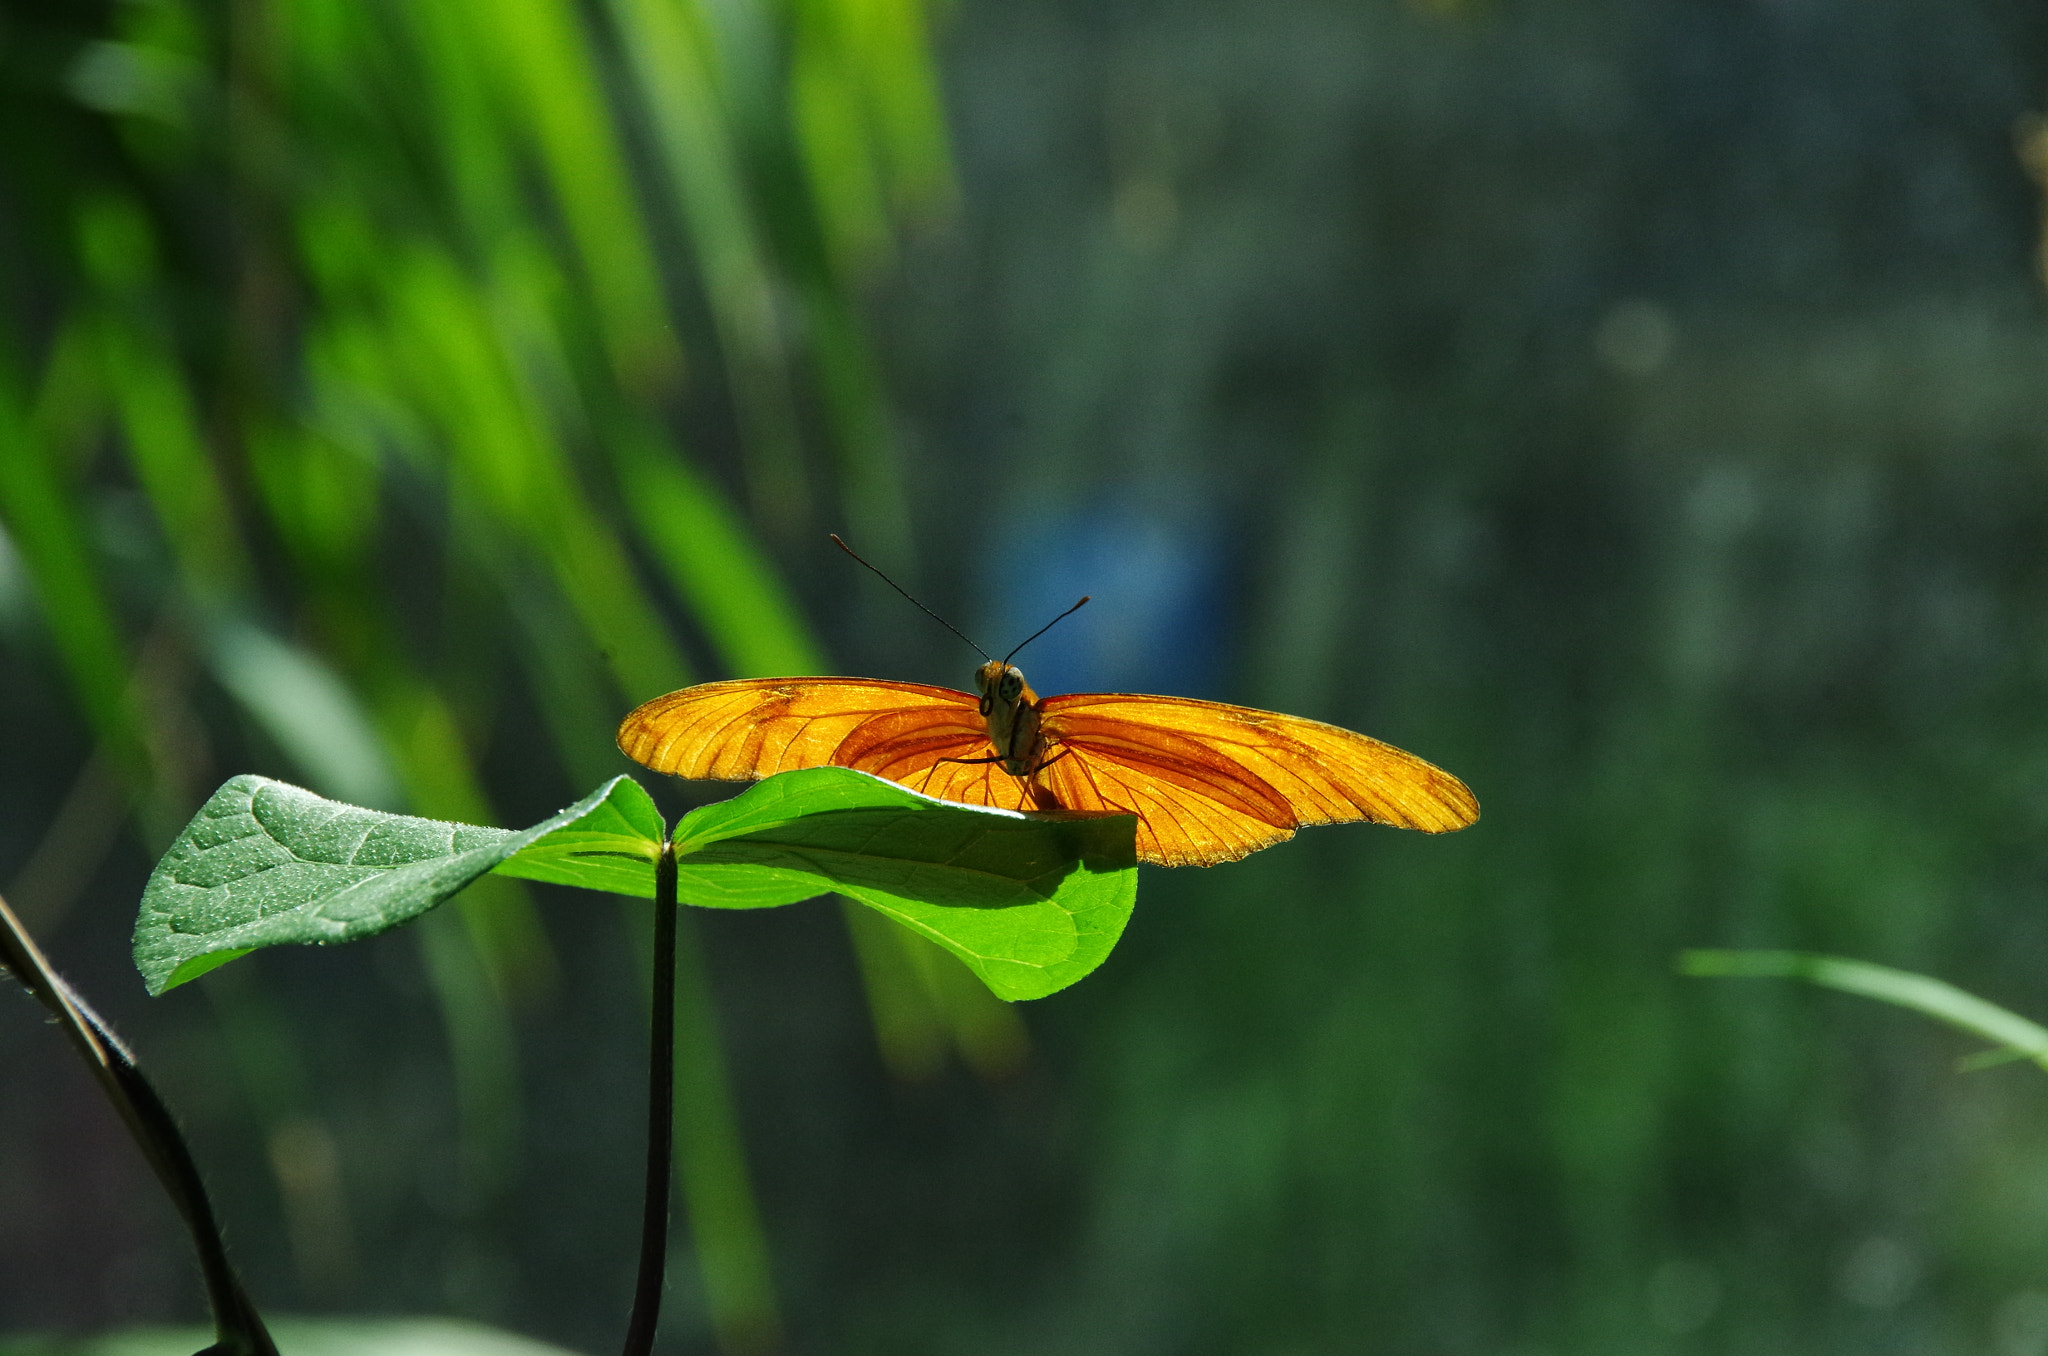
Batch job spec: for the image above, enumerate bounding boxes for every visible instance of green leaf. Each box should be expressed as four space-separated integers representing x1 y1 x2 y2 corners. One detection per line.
493 775 667 896
1680 949 2048 1073
136 766 1139 1004
670 767 1138 1001
134 775 643 995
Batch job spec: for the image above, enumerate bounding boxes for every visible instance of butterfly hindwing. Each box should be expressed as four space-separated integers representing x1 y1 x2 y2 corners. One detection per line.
902 756 1042 813
1033 745 1296 866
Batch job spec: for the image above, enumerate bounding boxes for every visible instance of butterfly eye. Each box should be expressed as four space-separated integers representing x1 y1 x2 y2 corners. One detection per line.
999 671 1024 701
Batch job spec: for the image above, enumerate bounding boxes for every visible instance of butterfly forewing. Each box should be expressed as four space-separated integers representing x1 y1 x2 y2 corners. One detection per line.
1040 694 1479 838
618 678 984 781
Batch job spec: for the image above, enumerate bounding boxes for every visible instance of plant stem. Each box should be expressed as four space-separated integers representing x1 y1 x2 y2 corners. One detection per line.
623 840 680 1356
0 892 277 1356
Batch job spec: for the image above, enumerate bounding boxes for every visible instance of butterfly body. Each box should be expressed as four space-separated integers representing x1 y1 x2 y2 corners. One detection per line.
974 661 1046 778
619 667 1478 867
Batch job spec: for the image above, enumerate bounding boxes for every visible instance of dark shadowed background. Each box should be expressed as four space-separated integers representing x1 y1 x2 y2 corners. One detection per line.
5 1 2048 1353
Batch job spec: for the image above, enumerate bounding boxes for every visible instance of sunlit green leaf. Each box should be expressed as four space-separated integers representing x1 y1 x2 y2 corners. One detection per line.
669 767 1138 1002
138 767 1139 1003
492 776 667 896
133 776 633 995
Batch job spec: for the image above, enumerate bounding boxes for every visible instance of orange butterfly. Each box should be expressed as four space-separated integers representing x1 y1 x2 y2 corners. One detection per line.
617 540 1478 867
618 666 1474 866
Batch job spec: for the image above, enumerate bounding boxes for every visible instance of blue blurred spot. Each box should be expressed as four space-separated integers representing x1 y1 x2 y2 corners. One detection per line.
980 508 1226 699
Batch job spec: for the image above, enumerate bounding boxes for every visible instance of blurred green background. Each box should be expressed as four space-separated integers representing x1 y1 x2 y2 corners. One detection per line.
5 0 2048 1352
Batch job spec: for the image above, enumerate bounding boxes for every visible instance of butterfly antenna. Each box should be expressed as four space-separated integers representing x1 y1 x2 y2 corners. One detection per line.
830 534 993 662
1002 595 1091 666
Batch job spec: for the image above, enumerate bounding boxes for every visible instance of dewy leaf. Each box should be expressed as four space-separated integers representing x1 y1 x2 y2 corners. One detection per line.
135 775 648 995
669 767 1139 1002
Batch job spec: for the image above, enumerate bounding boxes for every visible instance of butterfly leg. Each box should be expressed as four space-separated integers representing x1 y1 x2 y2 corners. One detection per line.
1021 745 1071 810
918 753 1003 793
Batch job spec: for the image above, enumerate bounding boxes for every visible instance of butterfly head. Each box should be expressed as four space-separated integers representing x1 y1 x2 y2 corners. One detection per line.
974 661 1033 716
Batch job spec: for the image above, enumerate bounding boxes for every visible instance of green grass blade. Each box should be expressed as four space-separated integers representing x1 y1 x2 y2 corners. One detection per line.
614 429 827 679
607 0 811 530
0 342 141 772
76 191 250 600
417 902 525 1207
1680 949 2048 1071
201 616 401 811
470 0 681 390
381 246 690 700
